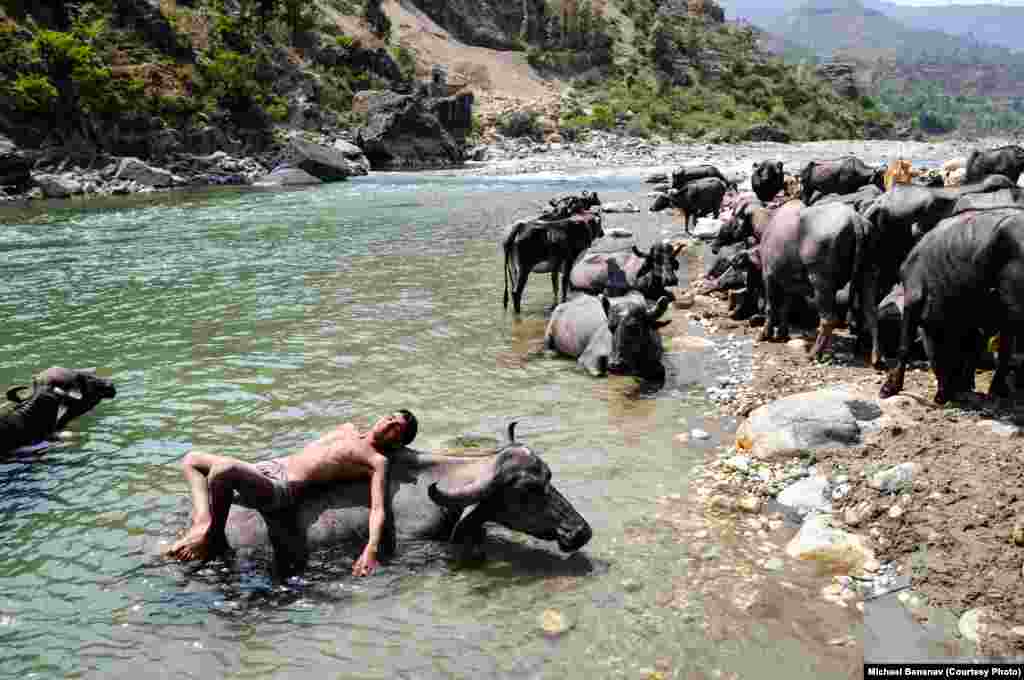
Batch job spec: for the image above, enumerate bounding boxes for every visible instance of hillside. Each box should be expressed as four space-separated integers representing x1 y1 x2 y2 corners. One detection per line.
0 0 891 176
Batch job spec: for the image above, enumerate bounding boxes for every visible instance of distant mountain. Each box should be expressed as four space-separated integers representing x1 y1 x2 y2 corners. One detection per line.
720 0 1024 52
862 0 1024 52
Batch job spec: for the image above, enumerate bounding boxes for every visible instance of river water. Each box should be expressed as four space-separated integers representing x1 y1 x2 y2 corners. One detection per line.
0 172 861 679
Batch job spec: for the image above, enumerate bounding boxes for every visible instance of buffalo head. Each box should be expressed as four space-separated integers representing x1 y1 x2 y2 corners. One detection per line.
632 243 680 299
603 293 671 379
7 367 117 430
428 422 592 553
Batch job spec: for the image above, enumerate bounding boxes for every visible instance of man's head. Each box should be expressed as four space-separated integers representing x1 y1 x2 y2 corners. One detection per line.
371 409 418 451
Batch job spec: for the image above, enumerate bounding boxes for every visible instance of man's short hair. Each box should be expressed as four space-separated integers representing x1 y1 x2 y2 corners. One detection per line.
397 409 417 446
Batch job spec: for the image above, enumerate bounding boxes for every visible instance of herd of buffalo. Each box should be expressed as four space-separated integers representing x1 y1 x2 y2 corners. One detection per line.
6 143 1024 573
502 144 1024 406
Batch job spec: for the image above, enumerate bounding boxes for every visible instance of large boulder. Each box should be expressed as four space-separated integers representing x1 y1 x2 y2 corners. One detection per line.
735 387 882 460
254 167 323 187
356 92 462 170
331 139 371 176
115 157 176 187
0 135 32 187
409 0 550 49
279 137 357 182
34 173 83 198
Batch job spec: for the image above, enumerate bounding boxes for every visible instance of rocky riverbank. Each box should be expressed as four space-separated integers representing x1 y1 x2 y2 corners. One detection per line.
667 237 1024 661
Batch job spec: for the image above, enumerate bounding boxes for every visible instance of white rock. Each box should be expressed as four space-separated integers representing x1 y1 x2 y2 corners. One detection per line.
600 200 640 213
671 335 715 351
691 217 722 240
34 173 82 198
115 157 175 187
691 428 710 440
869 462 921 493
777 475 831 515
785 514 876 573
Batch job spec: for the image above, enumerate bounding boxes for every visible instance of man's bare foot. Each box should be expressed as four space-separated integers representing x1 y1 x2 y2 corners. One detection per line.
165 525 221 562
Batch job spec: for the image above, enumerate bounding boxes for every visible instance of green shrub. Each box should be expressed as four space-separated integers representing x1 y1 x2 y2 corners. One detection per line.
497 110 543 139
10 73 57 112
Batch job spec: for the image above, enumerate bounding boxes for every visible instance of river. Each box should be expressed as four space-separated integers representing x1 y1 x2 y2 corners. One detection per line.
0 172 860 679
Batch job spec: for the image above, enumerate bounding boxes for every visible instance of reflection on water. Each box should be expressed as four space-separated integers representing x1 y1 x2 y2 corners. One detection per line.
0 175 859 678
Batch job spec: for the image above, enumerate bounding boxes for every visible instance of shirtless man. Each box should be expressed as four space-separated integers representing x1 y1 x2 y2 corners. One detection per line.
165 410 418 576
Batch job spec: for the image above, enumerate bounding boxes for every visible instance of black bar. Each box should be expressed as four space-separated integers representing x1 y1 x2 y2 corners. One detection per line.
865 663 1024 678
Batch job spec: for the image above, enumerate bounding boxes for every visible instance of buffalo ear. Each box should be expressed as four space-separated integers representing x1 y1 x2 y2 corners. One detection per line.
671 241 686 256
5 385 29 403
599 293 611 316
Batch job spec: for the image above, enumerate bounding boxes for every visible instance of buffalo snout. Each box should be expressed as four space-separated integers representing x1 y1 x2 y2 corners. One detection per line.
558 520 593 552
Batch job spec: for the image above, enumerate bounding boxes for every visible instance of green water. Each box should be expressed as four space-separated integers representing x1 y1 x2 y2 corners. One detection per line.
0 173 860 679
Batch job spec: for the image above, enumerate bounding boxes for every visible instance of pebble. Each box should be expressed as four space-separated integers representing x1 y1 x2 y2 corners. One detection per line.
691 429 710 440
539 609 574 636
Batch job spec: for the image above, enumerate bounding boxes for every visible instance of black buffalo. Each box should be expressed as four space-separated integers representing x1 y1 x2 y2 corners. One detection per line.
2 367 116 454
543 292 671 379
502 209 603 314
672 164 732 190
808 184 883 211
860 175 1014 294
653 177 728 232
215 423 592 572
800 157 885 204
880 207 1024 404
751 160 784 202
964 145 1024 184
569 241 684 301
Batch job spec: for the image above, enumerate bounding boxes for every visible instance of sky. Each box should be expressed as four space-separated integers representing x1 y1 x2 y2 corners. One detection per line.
883 0 1024 3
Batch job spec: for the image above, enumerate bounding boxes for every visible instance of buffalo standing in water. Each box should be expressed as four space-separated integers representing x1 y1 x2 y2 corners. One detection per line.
212 423 593 574
2 367 116 454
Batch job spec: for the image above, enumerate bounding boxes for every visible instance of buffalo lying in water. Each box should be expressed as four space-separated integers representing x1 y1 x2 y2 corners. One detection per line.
569 241 683 301
2 367 116 454
544 292 671 379
216 423 593 573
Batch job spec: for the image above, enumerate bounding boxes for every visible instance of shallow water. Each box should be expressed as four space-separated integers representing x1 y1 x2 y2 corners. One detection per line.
0 173 860 679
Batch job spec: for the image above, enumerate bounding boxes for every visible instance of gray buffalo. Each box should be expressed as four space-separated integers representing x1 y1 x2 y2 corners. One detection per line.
800 157 885 204
758 201 880 365
544 293 671 379
952 186 1024 214
880 207 1024 404
964 145 1024 184
569 241 684 301
502 209 604 314
2 367 116 454
711 193 770 253
751 160 784 202
217 423 593 573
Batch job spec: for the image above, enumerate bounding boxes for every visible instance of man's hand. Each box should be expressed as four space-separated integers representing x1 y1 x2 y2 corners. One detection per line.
353 545 378 576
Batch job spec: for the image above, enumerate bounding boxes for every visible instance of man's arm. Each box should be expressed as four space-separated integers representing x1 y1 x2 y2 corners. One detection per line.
353 455 389 576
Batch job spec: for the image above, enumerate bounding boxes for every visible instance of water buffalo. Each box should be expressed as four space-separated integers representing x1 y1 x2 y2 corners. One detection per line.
2 367 117 454
952 186 1024 214
672 164 732 190
502 208 604 314
543 292 671 378
808 184 882 211
215 423 593 573
758 201 880 365
860 175 1014 293
711 194 770 254
800 157 885 204
880 207 1024 404
964 145 1024 184
752 161 784 202
569 241 683 301
665 177 728 232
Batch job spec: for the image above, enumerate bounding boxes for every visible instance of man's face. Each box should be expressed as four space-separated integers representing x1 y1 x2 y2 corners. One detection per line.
372 413 407 449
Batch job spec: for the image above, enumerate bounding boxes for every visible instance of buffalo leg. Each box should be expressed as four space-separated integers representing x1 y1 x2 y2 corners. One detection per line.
512 265 531 314
808 274 839 361
880 296 922 399
860 273 882 370
990 328 1018 399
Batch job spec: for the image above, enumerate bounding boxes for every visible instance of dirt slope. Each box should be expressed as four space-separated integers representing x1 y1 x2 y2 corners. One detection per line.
323 1 564 133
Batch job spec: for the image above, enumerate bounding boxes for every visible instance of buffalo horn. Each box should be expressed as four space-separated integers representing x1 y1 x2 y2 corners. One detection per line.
5 385 29 403
647 296 671 320
505 421 518 444
632 245 650 259
428 475 498 508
